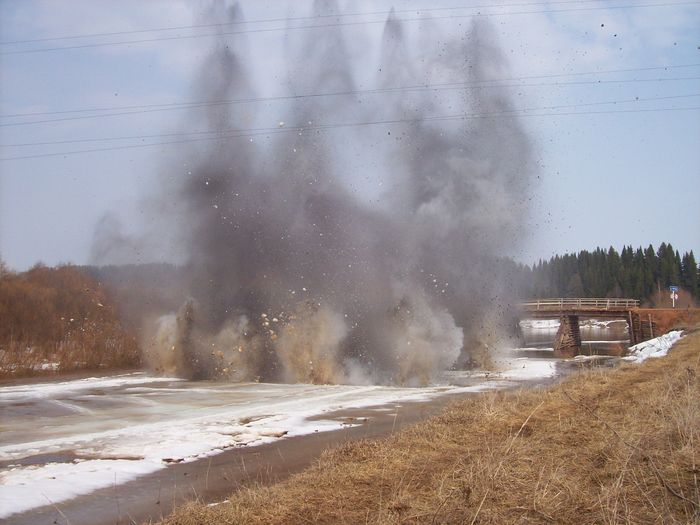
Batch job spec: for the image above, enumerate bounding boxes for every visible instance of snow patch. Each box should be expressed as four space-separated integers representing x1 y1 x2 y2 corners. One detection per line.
0 459 160 518
520 318 627 330
519 319 560 329
580 319 626 328
624 331 683 363
494 358 558 380
445 358 558 382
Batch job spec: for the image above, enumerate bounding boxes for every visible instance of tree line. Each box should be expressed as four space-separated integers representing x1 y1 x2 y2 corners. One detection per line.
521 242 698 302
0 262 139 376
0 240 696 377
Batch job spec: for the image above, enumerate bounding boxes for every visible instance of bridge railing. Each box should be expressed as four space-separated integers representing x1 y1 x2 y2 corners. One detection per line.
520 298 640 310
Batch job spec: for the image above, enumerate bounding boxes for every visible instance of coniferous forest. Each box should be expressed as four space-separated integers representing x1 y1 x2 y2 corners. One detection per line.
520 242 699 302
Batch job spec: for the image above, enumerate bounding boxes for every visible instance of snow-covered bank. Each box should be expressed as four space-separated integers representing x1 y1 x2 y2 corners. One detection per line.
624 331 684 363
0 361 559 519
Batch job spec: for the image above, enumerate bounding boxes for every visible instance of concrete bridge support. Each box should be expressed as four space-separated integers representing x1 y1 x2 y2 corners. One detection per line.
553 315 582 358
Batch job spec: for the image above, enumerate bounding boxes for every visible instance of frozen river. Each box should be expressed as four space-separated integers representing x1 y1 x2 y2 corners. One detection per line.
0 358 558 520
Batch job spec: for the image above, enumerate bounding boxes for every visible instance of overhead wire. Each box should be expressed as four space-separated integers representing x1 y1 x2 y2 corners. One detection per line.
2 69 699 127
2 1 698 55
0 0 613 46
3 107 698 162
2 3 697 160
4 92 699 148
2 66 699 119
2 96 698 161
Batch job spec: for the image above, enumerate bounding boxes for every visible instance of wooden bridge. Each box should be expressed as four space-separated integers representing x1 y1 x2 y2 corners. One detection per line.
518 298 649 358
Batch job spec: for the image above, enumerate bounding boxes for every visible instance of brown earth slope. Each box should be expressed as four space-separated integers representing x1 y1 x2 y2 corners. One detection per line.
162 327 700 524
636 307 700 335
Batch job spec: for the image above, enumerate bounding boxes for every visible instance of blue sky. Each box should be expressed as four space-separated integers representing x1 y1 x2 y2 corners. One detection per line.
1 0 699 270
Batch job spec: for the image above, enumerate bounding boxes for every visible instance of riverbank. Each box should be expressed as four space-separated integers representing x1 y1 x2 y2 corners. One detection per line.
0 357 565 523
4 394 461 525
162 326 700 524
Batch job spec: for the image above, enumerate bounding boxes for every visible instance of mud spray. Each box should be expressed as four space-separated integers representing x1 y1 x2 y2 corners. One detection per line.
98 1 536 385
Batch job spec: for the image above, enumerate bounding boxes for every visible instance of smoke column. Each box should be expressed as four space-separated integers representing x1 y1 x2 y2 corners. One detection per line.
128 1 535 385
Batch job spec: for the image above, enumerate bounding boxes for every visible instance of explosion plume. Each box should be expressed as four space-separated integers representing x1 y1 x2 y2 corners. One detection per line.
101 1 536 385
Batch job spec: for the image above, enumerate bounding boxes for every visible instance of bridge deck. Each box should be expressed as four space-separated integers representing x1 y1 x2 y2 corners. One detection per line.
522 309 633 319
519 298 639 319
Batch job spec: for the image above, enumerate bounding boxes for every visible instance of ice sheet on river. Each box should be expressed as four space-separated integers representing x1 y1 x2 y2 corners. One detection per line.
0 361 557 518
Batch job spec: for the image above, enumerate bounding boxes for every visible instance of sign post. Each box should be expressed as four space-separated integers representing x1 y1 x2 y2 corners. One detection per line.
669 286 679 308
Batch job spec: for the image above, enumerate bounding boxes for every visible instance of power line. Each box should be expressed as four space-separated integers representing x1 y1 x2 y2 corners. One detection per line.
0 0 611 46
3 107 697 162
2 1 698 56
3 92 697 148
3 77 698 127
0 93 700 148
2 100 698 161
2 74 698 128
0 63 700 118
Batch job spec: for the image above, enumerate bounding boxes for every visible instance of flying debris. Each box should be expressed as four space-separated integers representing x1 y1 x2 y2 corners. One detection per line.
100 1 535 385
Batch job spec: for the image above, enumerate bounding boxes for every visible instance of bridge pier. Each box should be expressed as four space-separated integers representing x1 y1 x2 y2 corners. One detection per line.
553 315 581 358
628 311 657 345
628 311 638 345
519 298 642 357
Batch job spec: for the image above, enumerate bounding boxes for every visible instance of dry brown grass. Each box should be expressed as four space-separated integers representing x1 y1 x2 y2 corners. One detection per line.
161 328 700 524
637 308 700 335
0 264 140 378
0 333 139 378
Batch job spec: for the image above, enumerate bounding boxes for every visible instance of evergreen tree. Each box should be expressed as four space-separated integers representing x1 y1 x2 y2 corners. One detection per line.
607 247 621 295
566 272 585 297
673 250 682 287
681 251 698 297
524 242 698 301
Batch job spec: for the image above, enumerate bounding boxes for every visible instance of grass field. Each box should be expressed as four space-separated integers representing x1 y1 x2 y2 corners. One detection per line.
161 327 700 524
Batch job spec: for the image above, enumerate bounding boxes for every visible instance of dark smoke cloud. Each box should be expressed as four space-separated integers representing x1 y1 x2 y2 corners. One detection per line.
101 1 536 385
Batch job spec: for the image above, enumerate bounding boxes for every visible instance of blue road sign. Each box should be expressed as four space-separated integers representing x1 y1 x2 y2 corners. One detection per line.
670 285 679 292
